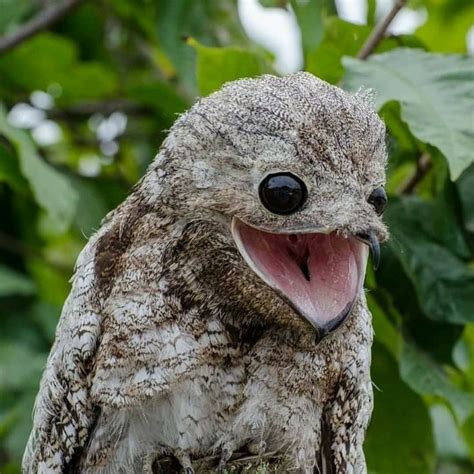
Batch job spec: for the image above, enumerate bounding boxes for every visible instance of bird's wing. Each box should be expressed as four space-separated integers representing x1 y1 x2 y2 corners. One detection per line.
22 209 200 472
22 223 111 473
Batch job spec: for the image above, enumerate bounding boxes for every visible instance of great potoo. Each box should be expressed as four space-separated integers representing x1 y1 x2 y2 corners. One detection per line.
23 72 388 474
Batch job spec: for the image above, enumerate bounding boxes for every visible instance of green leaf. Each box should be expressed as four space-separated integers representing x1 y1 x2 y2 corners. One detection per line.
258 0 287 6
365 343 435 474
430 162 471 260
27 260 71 307
157 0 249 94
415 3 474 53
458 164 474 235
367 294 402 359
0 265 35 297
290 0 325 57
307 18 424 84
0 143 28 193
430 404 470 460
0 33 118 104
0 105 78 231
343 49 474 179
0 389 38 464
188 39 273 96
125 75 190 121
59 63 117 104
30 302 60 344
385 197 474 325
70 176 109 237
400 341 474 423
0 343 45 392
461 413 474 461
307 18 371 84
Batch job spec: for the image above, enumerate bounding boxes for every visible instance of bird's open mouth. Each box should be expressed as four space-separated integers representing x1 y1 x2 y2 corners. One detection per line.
231 217 369 335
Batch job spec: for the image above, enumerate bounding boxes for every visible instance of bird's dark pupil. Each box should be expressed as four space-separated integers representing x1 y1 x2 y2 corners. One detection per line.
259 173 307 215
368 187 387 215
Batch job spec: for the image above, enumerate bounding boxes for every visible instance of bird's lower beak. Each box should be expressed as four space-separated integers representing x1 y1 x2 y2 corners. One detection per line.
231 217 370 338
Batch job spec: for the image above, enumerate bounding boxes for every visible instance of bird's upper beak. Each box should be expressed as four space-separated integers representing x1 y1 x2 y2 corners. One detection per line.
231 217 375 337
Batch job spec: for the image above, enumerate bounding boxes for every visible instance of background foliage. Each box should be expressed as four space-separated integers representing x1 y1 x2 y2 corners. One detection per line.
0 0 473 472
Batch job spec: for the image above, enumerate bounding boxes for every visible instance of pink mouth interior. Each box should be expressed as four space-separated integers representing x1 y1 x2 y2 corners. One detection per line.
232 219 367 331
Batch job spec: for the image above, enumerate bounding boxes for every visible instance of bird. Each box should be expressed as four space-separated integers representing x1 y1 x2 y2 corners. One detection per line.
23 72 388 474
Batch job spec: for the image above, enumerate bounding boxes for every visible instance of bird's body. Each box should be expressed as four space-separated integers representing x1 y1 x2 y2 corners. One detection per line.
23 73 387 473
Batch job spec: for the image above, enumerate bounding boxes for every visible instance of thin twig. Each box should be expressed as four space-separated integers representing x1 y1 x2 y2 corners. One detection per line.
356 0 407 60
0 0 83 55
399 152 432 194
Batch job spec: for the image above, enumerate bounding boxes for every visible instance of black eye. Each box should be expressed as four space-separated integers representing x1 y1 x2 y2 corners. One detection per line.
368 186 387 215
259 172 307 215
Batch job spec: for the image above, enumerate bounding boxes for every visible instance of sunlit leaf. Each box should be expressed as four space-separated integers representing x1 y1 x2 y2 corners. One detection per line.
188 39 273 96
416 3 474 53
343 49 474 179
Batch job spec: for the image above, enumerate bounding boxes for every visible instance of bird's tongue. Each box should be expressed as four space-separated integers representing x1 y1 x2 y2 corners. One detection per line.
232 218 367 332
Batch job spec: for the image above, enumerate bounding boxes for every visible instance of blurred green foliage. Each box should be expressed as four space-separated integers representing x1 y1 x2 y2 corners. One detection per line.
0 0 473 472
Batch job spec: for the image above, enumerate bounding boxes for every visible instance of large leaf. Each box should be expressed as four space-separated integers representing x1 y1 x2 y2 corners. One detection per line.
400 341 474 423
384 197 474 325
0 105 78 231
307 18 423 84
365 343 435 474
343 49 474 179
188 39 273 96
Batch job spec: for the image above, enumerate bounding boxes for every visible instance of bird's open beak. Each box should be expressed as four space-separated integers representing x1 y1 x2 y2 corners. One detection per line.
231 217 372 337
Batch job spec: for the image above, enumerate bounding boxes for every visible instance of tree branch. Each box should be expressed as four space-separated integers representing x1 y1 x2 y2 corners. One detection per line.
0 0 83 55
356 0 407 60
399 152 432 194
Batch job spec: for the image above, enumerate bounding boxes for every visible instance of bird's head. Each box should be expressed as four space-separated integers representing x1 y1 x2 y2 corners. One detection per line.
146 72 388 338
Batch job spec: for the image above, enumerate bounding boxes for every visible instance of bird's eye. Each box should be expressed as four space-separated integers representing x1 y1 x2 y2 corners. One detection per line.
259 172 307 215
368 186 387 215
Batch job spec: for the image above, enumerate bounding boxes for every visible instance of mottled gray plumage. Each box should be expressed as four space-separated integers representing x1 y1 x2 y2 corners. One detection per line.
23 72 388 473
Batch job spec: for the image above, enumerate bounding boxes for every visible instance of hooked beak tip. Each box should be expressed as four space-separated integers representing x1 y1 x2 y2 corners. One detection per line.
357 230 381 270
368 231 380 270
